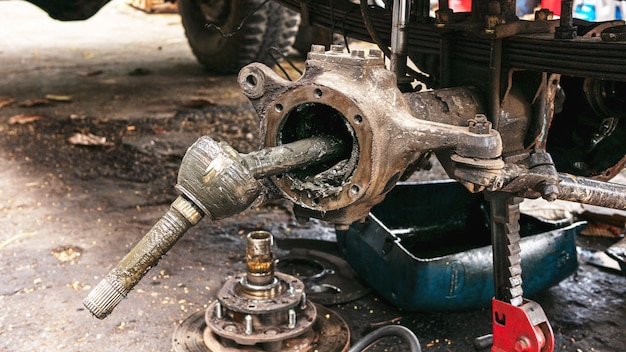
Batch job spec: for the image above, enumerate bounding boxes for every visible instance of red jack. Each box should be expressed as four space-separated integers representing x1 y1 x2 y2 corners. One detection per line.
491 298 555 352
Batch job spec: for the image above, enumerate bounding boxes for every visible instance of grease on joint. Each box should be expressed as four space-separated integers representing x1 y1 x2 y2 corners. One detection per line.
288 159 348 198
277 102 360 201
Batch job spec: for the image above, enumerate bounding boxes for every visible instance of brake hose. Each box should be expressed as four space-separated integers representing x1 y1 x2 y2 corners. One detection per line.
359 0 433 87
348 325 422 352
359 0 392 58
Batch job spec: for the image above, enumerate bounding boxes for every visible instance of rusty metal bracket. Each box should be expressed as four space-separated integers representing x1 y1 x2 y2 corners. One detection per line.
491 299 555 352
500 151 560 200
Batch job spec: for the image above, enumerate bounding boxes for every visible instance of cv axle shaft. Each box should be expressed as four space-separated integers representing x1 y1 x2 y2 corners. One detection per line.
83 135 344 319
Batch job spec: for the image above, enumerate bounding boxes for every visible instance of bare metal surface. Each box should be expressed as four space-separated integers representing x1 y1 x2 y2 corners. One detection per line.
245 231 275 287
83 195 202 319
83 134 261 319
389 0 410 84
242 136 345 179
204 231 316 348
402 87 485 126
240 46 504 226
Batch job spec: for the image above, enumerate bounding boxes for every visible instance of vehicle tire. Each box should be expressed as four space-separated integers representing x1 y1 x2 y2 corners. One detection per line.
292 24 334 55
178 0 300 74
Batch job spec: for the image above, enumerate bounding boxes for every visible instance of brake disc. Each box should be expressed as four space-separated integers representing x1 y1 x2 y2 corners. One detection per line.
277 248 371 305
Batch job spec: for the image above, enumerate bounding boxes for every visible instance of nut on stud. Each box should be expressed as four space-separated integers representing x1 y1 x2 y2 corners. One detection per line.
468 114 492 134
330 44 344 54
311 44 326 53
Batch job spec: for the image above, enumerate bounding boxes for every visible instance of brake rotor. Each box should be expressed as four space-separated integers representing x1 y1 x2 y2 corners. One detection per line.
277 248 371 305
172 304 350 352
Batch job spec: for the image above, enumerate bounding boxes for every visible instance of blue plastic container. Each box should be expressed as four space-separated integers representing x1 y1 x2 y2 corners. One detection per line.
337 180 584 311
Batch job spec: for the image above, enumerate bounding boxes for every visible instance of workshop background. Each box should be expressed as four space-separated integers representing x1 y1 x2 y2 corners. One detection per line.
0 1 624 351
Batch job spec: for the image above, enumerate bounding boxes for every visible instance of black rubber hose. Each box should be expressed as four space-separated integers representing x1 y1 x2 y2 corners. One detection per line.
359 0 433 87
359 0 391 56
348 325 422 352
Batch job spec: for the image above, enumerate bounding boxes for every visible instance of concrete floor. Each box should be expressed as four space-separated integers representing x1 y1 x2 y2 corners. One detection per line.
0 1 624 351
0 2 254 351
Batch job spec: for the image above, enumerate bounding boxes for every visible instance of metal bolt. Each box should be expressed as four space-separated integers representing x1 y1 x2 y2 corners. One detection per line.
351 50 365 58
514 337 530 351
288 309 296 329
468 114 492 134
555 0 577 39
488 0 501 15
436 0 452 28
368 49 382 58
224 324 237 333
435 9 453 27
300 292 307 310
542 182 559 202
215 301 223 320
485 1 502 33
244 314 253 334
485 16 499 33
534 9 553 21
560 0 574 24
310 44 325 53
330 44 344 54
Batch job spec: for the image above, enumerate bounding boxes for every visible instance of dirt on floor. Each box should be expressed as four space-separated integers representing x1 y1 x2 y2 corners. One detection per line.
0 1 624 352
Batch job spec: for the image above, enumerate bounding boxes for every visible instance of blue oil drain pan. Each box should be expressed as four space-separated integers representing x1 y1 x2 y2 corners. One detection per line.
336 180 584 311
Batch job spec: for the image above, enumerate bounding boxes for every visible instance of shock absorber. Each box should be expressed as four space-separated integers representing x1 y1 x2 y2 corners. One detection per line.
83 135 344 319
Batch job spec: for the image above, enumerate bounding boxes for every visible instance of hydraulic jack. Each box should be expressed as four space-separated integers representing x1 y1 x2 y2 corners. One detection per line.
484 192 555 352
